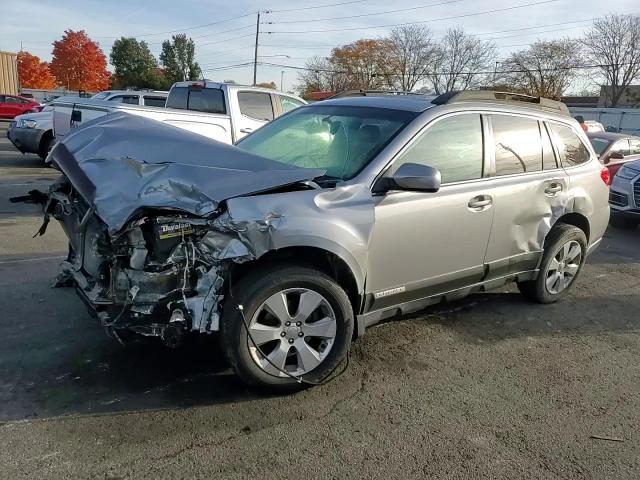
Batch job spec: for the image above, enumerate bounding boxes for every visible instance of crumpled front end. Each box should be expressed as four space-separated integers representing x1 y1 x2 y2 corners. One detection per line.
46 176 249 345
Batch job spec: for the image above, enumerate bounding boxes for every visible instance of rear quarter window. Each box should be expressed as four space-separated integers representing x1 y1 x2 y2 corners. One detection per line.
549 123 591 167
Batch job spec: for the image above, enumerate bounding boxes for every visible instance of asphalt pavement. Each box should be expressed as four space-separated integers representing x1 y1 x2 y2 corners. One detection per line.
0 120 639 479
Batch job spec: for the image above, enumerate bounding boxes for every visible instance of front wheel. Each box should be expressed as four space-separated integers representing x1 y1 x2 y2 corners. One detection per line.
517 224 587 304
220 265 354 391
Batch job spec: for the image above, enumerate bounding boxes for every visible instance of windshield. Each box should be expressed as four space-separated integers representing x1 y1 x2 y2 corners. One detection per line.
236 105 417 180
589 137 612 156
92 92 111 100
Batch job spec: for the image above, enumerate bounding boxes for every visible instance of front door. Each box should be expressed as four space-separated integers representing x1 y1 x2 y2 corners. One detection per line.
366 113 494 311
235 91 274 140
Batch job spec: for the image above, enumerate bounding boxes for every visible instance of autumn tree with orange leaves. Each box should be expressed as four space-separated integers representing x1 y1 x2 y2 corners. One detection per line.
51 30 110 91
17 52 57 89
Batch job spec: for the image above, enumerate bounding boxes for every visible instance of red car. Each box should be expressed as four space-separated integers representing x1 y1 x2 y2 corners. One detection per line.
0 94 43 119
587 131 640 179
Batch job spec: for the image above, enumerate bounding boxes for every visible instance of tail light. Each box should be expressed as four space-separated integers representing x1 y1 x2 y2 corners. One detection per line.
600 166 611 186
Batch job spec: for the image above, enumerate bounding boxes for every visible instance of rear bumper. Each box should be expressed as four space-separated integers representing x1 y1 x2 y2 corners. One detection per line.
7 126 45 154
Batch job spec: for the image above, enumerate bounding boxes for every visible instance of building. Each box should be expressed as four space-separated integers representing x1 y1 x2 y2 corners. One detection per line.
0 51 19 95
597 85 640 108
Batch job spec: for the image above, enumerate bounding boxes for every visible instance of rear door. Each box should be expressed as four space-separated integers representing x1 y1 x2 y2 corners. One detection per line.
235 91 275 139
482 114 569 278
0 96 6 118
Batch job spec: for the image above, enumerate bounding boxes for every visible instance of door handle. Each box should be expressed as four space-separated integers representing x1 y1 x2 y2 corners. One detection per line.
240 127 254 134
468 195 493 211
544 183 563 196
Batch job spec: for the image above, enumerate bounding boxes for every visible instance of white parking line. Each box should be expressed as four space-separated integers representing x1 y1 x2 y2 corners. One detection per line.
0 255 65 265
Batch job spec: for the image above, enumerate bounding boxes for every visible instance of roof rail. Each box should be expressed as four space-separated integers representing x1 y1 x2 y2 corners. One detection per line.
329 89 423 99
431 90 570 116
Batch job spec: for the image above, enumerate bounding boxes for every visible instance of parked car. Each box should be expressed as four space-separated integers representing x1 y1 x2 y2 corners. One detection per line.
609 159 640 229
0 94 43 119
6 107 55 159
90 89 168 106
7 90 167 161
51 82 306 143
587 132 640 179
31 90 609 390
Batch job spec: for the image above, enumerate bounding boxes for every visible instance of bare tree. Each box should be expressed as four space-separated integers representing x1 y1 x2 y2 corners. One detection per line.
378 25 439 92
428 28 496 94
499 39 582 99
581 14 640 107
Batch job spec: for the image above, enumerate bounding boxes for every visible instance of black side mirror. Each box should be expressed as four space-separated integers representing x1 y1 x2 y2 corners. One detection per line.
608 151 624 161
376 162 442 193
71 109 82 123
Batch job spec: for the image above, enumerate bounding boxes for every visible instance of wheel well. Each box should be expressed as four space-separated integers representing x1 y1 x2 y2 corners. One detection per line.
227 246 362 322
39 130 53 151
554 213 590 241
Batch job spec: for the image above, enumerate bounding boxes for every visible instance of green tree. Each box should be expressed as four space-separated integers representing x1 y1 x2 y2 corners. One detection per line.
160 34 201 84
110 37 162 89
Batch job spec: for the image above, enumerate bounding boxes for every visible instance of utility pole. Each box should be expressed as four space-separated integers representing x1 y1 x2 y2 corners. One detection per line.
280 70 284 91
253 12 260 85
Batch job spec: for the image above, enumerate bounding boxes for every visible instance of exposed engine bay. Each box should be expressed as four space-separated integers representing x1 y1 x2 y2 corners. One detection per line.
47 175 237 346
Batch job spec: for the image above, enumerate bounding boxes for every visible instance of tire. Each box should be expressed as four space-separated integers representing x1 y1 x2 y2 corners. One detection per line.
38 134 53 161
517 224 587 304
610 215 639 230
220 265 354 392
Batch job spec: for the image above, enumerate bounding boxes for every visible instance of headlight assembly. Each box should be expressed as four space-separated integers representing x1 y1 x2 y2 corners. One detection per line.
19 119 37 129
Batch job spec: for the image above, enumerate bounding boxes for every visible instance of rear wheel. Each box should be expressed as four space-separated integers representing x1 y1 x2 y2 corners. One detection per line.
517 224 587 303
220 265 353 391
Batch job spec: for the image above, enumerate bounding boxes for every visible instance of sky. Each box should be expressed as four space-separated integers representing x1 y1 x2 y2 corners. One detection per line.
0 0 636 92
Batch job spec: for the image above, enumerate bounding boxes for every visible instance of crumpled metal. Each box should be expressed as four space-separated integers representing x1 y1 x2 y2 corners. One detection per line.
49 112 324 234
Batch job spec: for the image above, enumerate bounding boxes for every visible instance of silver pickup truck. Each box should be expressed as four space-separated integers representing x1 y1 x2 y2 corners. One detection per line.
52 82 305 143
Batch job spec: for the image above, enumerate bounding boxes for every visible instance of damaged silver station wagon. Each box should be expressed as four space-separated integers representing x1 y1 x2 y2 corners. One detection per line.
31 91 609 390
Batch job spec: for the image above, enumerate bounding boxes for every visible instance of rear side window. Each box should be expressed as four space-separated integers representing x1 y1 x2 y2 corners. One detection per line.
279 95 304 113
549 124 591 167
166 87 226 114
238 92 274 121
393 113 483 184
492 115 542 175
143 96 166 107
611 139 631 157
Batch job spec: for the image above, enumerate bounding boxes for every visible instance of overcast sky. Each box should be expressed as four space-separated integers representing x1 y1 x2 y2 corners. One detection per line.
0 0 636 91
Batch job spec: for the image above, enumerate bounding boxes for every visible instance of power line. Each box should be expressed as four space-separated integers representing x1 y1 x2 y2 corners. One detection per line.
256 60 631 76
266 0 468 25
475 18 594 36
197 33 256 47
266 0 562 34
94 12 258 39
269 0 372 13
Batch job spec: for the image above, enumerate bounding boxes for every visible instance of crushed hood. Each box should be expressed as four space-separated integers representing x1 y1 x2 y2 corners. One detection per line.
49 112 324 234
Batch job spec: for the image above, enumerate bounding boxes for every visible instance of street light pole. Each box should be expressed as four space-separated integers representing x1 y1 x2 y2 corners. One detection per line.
280 70 285 91
253 12 260 85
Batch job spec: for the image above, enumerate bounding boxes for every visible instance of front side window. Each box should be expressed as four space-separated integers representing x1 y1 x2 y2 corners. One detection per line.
238 92 274 121
549 123 591 167
391 114 483 184
630 138 640 155
5 96 20 104
492 115 542 175
279 95 304 113
236 105 415 180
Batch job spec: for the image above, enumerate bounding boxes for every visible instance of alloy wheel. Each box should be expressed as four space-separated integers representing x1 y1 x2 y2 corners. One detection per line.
545 240 582 294
247 288 337 377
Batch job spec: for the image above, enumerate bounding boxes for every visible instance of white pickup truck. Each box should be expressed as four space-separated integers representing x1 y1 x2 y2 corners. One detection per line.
52 82 306 143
